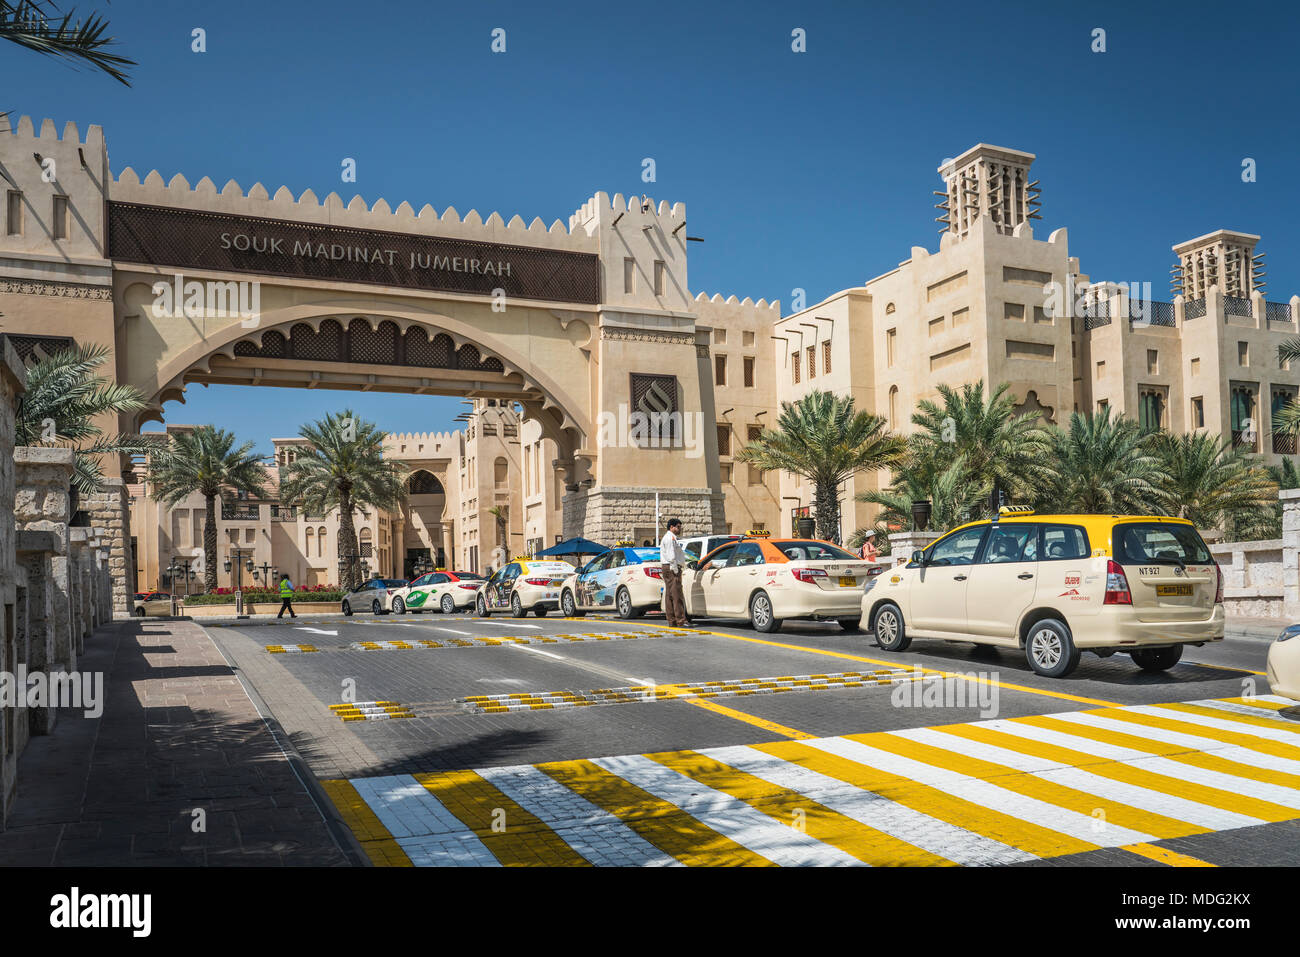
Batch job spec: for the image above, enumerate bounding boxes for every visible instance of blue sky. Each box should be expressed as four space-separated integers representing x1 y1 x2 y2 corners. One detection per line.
5 0 1297 454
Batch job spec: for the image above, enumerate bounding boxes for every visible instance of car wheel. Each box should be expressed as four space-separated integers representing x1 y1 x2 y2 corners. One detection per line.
838 617 862 632
372 599 383 616
1131 645 1183 672
342 600 352 617
872 603 910 651
617 587 643 619
511 594 526 618
477 595 490 618
534 606 548 618
749 591 782 633
132 606 145 618
440 594 455 614
392 597 405 615
561 590 584 618
1025 619 1081 678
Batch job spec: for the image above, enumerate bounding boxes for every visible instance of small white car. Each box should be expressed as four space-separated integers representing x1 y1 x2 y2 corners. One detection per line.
560 545 664 618
1267 624 1300 701
396 570 486 614
681 534 739 563
341 578 410 616
477 560 576 618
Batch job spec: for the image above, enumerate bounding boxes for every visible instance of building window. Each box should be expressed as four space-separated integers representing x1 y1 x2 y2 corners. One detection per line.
792 351 801 384
717 424 731 456
623 257 635 293
52 195 69 240
1147 350 1158 375
822 341 831 375
1097 398 1109 412
653 260 665 296
5 190 20 236
719 462 732 483
318 526 328 557
1096 360 1105 379
743 331 755 347
1191 396 1205 429
715 354 726 386
885 302 896 314
1231 386 1258 451
1138 389 1165 431
743 356 755 387
714 328 727 344
1190 357 1200 376
1004 302 1025 321
807 345 816 378
1239 341 1249 366
1273 389 1297 454
888 386 899 429
886 329 896 367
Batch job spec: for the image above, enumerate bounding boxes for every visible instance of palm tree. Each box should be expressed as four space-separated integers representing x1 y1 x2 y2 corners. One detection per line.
909 381 1055 513
1150 431 1278 540
736 390 905 543
277 410 407 592
1037 408 1169 514
1274 338 1300 441
147 426 269 592
855 454 985 542
1 1 134 84
1267 456 1300 492
15 342 158 493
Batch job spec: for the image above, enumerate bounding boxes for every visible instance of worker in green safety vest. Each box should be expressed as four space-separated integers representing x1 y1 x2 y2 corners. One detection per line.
277 574 297 619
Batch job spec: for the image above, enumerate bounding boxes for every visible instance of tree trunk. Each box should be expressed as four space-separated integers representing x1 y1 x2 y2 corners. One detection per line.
815 478 841 544
203 492 218 592
338 486 359 592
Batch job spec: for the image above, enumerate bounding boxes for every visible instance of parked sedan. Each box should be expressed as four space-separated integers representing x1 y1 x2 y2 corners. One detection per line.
477 560 576 618
397 570 486 614
1267 624 1300 701
560 545 663 618
676 535 879 633
132 591 176 617
341 578 410 616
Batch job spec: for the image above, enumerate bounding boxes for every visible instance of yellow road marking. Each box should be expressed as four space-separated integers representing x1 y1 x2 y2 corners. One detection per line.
672 695 816 739
1221 696 1292 711
414 769 590 867
319 779 413 867
1156 701 1300 731
908 725 1209 839
638 623 1120 708
1088 708 1300 762
1123 843 1216 867
537 758 774 866
753 738 1096 859
648 749 952 865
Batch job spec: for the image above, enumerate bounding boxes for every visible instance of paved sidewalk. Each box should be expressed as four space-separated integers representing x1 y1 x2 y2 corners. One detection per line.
0 618 354 865
1225 615 1290 640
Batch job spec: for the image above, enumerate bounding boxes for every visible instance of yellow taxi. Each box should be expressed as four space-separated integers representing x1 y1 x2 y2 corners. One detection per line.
862 506 1225 678
476 557 577 618
675 531 881 633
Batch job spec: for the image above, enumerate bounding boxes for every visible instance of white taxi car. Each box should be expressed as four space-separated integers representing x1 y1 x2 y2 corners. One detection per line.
341 578 410 616
862 507 1225 678
675 533 881 633
476 559 576 618
395 570 486 614
559 544 663 618
1267 624 1300 701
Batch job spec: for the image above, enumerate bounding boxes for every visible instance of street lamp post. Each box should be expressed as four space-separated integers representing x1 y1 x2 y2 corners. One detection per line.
224 548 255 618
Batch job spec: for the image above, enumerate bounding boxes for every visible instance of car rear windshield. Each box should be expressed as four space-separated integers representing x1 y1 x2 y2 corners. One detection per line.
776 541 859 561
1113 523 1212 565
453 572 485 581
383 579 408 588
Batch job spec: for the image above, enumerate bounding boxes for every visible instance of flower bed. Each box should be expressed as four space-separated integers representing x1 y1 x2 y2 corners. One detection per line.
183 589 344 605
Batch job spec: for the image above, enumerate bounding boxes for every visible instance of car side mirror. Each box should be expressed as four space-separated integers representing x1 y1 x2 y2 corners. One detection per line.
910 549 926 565
687 560 697 570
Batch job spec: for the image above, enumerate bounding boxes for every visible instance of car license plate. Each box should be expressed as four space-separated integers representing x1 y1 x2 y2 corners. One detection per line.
838 576 857 587
1156 584 1193 597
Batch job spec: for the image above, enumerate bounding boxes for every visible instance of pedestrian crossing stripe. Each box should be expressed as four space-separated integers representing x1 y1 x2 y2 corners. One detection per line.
345 631 680 653
322 695 1300 866
458 669 928 713
266 644 319 654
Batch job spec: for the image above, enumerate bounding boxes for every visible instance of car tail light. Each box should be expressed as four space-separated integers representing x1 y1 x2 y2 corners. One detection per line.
1214 561 1223 604
1103 560 1131 605
643 566 662 579
865 566 884 577
457 583 480 591
791 567 828 584
525 578 551 586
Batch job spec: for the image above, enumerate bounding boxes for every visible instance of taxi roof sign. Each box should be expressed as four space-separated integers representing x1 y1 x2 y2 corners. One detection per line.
614 539 635 547
998 505 1035 515
743 529 771 538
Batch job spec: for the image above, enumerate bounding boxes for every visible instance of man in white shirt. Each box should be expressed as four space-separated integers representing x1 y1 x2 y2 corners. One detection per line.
659 518 688 627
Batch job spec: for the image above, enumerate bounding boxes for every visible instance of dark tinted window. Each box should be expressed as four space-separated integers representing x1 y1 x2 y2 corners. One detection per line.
1114 523 1211 564
777 541 858 561
981 525 1038 564
732 543 765 567
1040 525 1090 561
701 543 738 569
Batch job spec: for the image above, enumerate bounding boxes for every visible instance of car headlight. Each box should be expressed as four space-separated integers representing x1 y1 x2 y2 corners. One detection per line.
1278 624 1300 642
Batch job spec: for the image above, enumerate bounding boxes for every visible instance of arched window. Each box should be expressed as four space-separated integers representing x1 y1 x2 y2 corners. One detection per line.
494 457 509 489
888 386 899 429
885 302 896 315
305 527 314 555
359 527 373 558
318 526 327 557
407 470 443 494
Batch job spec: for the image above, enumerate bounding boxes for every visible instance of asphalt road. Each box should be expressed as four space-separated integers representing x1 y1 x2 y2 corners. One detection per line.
203 608 1300 867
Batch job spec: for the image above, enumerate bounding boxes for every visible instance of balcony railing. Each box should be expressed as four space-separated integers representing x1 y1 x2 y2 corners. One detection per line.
1080 298 1111 330
1266 301 1293 323
1184 298 1207 320
1232 429 1259 452
221 505 261 520
1273 433 1297 455
270 505 297 521
1128 300 1175 328
1225 295 1254 318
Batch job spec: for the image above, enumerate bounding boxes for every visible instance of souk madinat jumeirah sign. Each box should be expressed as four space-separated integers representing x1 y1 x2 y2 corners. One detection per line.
106 201 601 304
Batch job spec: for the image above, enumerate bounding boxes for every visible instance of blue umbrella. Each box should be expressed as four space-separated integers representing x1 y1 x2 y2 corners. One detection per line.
535 537 609 558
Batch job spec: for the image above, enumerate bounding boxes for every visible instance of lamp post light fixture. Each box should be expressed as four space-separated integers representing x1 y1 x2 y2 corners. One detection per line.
911 499 933 533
